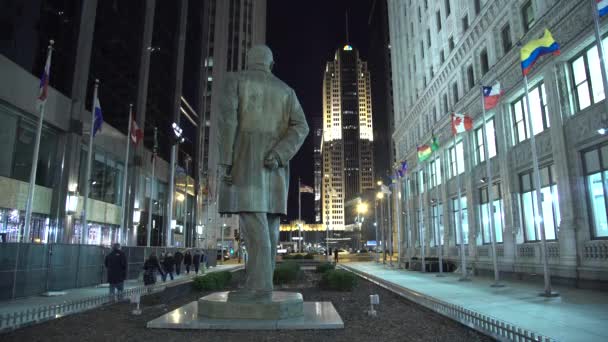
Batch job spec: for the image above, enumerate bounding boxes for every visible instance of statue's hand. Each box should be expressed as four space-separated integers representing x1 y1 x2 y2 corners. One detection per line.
264 151 280 170
219 164 233 185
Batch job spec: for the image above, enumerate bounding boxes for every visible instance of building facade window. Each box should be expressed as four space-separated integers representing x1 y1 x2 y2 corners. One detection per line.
474 118 497 164
445 0 451 17
462 14 469 32
520 165 561 242
501 23 512 54
522 0 535 33
436 10 442 31
569 38 607 112
480 49 489 76
431 203 444 246
452 81 459 104
448 36 455 51
467 65 475 90
448 140 465 178
511 82 550 143
452 195 469 244
474 0 482 15
429 157 442 187
479 183 504 244
440 49 446 63
583 144 608 238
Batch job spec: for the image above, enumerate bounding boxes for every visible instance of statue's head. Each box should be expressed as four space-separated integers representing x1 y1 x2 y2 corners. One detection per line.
246 45 274 72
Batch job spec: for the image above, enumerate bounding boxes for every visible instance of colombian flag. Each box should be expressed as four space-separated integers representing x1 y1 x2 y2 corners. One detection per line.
520 29 560 76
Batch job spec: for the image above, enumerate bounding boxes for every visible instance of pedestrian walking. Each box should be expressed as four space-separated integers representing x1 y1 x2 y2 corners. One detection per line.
193 250 201 274
174 249 184 275
143 253 164 286
184 250 192 274
162 252 175 281
334 249 339 264
104 243 127 297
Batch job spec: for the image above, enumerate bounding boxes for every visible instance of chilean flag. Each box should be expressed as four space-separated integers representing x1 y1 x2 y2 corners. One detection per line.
451 113 473 135
130 115 143 145
37 51 52 105
483 82 504 110
598 0 608 17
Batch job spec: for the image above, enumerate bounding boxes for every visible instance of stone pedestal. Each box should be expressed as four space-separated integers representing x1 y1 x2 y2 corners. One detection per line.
198 291 304 320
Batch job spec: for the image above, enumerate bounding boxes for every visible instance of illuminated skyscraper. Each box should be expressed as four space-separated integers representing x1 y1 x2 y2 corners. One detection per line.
322 45 374 231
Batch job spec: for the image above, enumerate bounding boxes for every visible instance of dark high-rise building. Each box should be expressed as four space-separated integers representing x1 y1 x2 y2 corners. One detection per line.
368 0 395 180
312 117 322 223
322 44 374 231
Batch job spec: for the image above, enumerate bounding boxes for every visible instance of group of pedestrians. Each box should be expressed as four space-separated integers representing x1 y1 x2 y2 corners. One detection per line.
104 244 208 293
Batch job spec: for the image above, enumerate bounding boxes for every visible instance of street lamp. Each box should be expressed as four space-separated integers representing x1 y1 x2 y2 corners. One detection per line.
356 201 368 251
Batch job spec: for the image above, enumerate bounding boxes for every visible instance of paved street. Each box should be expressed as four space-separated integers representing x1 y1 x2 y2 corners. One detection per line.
344 262 608 342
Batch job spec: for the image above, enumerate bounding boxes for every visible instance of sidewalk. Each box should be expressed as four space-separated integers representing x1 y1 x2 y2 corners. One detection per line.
343 262 608 342
0 264 240 316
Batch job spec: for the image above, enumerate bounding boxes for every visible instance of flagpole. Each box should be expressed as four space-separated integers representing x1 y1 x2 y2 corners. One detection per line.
396 171 402 268
81 79 99 245
419 163 426 272
380 191 385 264
523 75 558 297
592 0 608 112
453 129 469 281
387 182 393 267
480 87 504 287
298 178 302 252
117 104 133 245
23 40 54 243
147 127 157 247
406 175 412 269
374 195 379 263
434 149 445 277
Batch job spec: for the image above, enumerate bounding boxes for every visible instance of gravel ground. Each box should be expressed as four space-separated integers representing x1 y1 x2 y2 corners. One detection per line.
2 271 494 342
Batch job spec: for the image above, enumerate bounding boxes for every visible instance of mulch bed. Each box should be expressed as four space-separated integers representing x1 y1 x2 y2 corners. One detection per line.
1 271 494 342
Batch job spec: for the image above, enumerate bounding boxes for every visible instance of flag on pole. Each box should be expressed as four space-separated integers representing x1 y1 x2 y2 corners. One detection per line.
417 144 432 162
93 93 103 137
299 184 314 193
380 184 392 194
396 160 408 177
451 113 473 135
598 0 608 17
520 29 560 76
130 115 143 145
430 135 440 152
37 49 52 106
483 82 504 110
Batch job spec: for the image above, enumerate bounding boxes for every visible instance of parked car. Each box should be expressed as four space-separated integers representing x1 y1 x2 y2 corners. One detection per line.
217 249 230 261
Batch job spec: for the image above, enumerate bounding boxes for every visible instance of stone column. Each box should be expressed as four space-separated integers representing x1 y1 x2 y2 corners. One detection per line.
50 0 98 244
495 102 517 265
543 64 579 268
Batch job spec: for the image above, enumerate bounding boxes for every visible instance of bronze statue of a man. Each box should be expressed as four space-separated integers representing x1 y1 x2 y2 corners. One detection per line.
217 45 309 300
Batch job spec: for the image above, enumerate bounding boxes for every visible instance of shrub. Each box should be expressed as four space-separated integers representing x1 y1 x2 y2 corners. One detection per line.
320 269 358 291
282 254 293 260
273 261 301 284
315 262 335 273
304 253 314 259
293 254 304 260
192 271 232 291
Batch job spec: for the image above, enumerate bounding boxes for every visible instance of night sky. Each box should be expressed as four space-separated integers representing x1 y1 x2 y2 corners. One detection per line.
266 0 375 223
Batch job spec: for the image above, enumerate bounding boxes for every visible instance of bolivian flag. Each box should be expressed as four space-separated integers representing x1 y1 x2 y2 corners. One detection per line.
418 144 432 162
520 29 560 76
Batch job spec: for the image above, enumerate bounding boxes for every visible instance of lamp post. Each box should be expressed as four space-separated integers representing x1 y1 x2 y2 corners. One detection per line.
356 201 368 251
166 122 185 247
376 191 384 263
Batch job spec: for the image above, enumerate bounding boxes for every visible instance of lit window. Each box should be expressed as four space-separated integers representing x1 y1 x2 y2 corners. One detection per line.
452 196 468 245
583 145 608 238
520 165 560 242
569 39 607 112
475 118 497 164
479 184 504 244
511 82 550 143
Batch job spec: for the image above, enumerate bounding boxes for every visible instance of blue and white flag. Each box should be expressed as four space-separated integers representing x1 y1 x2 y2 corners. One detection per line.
598 0 608 17
93 93 103 137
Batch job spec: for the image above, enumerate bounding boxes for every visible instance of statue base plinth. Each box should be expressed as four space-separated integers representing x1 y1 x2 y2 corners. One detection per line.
198 291 303 320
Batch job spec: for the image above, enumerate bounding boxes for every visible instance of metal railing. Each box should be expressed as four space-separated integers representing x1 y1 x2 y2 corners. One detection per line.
0 281 164 333
339 265 556 342
0 265 242 333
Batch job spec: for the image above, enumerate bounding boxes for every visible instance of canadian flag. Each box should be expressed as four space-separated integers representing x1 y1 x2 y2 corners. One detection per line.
451 113 473 135
130 116 143 145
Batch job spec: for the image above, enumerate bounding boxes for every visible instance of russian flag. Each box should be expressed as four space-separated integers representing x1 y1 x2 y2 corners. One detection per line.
93 94 103 137
483 82 504 110
37 51 51 105
598 0 608 17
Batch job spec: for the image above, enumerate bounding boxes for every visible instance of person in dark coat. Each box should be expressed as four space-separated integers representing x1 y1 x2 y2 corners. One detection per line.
162 252 175 281
334 249 339 263
174 250 184 275
184 250 193 274
143 253 164 286
104 243 127 295
193 251 201 274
